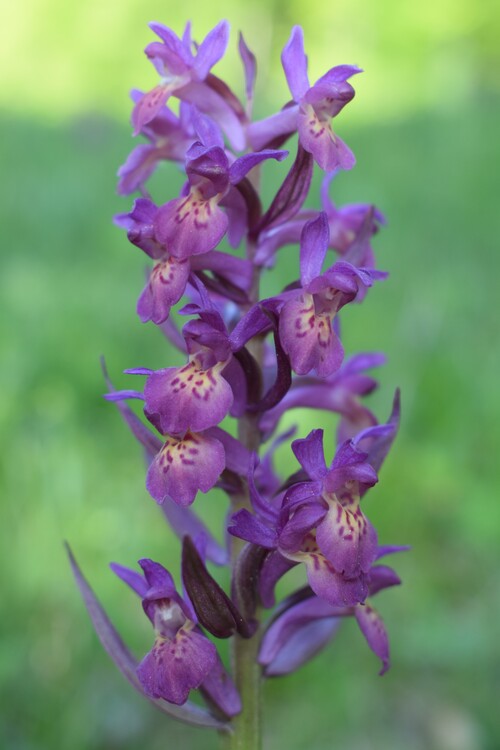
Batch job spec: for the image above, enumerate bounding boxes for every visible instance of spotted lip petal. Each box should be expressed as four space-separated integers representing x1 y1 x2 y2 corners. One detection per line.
137 257 191 324
144 360 234 435
155 193 229 259
281 26 310 102
279 291 344 377
137 628 217 704
146 431 225 506
315 499 378 578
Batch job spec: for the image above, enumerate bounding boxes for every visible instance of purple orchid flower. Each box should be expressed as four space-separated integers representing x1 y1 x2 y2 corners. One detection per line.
229 393 399 606
131 21 247 150
110 558 241 715
283 429 380 580
154 139 288 260
115 197 253 324
277 212 385 377
248 26 361 171
67 545 231 730
228 465 369 609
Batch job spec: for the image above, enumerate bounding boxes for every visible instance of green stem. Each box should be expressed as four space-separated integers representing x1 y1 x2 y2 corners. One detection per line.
221 230 263 750
224 624 262 750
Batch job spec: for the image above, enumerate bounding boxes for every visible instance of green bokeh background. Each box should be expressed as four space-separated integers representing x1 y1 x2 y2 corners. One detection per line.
1 1 499 748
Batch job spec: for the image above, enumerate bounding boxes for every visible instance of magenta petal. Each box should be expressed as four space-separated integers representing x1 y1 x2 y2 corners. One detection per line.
316 503 378 578
228 149 288 185
238 32 256 108
297 106 355 171
155 195 229 259
197 250 252 293
266 618 341 677
279 292 344 377
300 212 329 286
144 363 233 434
146 431 225 506
368 565 402 597
247 106 299 152
305 557 368 607
132 85 171 136
137 258 190 324
149 24 192 70
259 595 343 676
110 563 149 597
194 21 230 80
137 629 217 704
206 427 251 476
117 144 162 196
178 80 246 152
281 26 310 101
355 603 390 675
278 503 327 554
228 509 277 549
291 429 327 479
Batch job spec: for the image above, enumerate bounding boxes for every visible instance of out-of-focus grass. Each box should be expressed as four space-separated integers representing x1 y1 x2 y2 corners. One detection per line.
1 86 499 749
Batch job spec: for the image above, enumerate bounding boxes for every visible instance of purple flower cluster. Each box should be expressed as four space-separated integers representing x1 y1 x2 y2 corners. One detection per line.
69 20 407 738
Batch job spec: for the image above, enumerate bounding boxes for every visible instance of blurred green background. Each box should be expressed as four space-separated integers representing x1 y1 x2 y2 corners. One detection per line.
1 0 500 748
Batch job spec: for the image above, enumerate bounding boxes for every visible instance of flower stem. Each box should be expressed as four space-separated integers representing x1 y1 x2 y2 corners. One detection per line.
223 621 262 750
222 232 263 749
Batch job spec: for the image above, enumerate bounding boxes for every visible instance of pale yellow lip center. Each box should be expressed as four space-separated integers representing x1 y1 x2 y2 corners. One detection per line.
175 190 222 230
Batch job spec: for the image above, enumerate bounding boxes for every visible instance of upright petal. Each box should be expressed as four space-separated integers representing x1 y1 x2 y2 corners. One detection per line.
238 32 256 113
194 21 230 80
281 26 310 101
299 212 330 287
291 429 327 480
